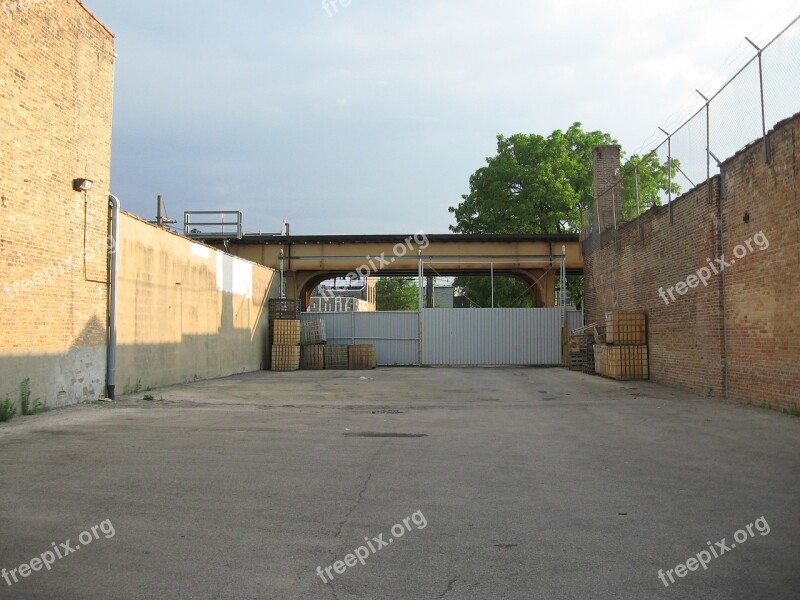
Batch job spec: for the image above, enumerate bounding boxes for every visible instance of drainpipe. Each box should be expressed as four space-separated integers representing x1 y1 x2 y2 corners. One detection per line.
107 195 120 400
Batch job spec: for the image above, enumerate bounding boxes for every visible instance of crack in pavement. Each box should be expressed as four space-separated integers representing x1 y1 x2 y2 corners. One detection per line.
334 471 373 538
439 576 458 598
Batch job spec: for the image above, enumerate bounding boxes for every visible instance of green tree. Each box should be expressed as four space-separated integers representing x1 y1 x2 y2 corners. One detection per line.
449 123 676 307
376 277 419 311
449 123 615 235
453 276 533 308
620 151 681 221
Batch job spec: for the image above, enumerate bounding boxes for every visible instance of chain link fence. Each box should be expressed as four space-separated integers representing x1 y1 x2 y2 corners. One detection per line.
583 14 800 235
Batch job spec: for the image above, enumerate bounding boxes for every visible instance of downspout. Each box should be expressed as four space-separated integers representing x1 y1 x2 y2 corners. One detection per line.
107 195 120 400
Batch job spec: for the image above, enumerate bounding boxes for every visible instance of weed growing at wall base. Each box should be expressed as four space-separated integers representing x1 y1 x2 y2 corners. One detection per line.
658 231 769 305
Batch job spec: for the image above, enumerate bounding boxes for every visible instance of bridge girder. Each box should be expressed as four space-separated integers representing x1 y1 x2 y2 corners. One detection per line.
211 234 582 309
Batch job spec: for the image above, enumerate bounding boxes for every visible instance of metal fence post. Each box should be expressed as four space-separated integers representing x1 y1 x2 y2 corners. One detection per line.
697 89 711 203
659 127 673 224
746 37 770 164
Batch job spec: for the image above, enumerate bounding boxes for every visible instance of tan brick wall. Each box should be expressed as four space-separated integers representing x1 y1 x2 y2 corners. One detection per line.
116 213 276 392
584 114 799 411
0 0 115 407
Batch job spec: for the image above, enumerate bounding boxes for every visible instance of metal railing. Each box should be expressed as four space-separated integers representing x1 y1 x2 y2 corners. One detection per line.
184 211 243 240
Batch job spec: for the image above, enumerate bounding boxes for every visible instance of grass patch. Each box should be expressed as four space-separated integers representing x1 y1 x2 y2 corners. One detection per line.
19 378 49 415
20 378 30 415
0 395 17 422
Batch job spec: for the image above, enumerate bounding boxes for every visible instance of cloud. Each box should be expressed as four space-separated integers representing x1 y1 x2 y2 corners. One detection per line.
88 0 799 234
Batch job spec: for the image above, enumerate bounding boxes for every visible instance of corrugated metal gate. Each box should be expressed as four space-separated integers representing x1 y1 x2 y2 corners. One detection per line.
422 308 561 366
302 308 572 366
302 311 419 365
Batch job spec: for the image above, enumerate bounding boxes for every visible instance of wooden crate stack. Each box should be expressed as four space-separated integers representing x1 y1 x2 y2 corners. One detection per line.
269 299 301 372
300 319 327 371
568 325 596 373
594 311 649 381
348 345 377 370
324 345 350 370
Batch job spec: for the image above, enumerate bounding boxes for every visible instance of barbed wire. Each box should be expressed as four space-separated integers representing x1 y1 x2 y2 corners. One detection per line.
587 13 799 234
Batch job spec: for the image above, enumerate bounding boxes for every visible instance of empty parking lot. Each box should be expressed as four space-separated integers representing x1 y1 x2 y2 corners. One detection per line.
1 368 798 599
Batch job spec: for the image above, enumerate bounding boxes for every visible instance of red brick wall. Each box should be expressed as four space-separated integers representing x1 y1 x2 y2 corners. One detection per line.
584 114 799 411
720 119 799 409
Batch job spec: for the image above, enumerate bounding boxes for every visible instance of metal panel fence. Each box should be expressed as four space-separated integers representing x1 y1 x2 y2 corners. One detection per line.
301 311 419 365
421 308 562 366
566 310 584 334
303 308 564 366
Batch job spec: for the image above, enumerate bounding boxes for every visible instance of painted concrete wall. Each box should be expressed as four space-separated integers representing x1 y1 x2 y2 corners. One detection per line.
0 0 115 407
116 213 276 392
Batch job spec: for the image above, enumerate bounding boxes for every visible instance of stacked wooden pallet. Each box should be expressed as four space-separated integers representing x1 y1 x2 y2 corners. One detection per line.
271 319 301 372
324 345 349 370
568 324 596 374
269 299 301 372
300 319 327 371
348 345 377 370
594 311 649 381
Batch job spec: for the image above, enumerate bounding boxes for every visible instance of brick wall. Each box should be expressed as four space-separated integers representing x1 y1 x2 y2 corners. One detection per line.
583 114 799 411
590 145 622 235
720 119 799 409
0 0 115 406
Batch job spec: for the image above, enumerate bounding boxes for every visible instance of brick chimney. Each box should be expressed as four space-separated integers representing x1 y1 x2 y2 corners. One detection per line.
592 145 622 234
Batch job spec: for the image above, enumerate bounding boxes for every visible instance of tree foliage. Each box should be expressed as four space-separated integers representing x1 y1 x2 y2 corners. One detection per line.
620 151 681 221
449 123 615 235
448 124 677 308
376 277 419 311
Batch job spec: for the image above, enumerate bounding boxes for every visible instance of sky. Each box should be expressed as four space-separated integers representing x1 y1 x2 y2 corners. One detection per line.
84 0 800 235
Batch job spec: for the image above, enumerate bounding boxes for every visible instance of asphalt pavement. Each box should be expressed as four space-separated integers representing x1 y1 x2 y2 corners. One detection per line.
1 367 798 599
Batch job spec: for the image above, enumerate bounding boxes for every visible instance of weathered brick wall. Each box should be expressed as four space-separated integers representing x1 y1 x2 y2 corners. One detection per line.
0 0 115 406
590 145 622 235
584 115 799 411
584 179 726 399
720 119 799 409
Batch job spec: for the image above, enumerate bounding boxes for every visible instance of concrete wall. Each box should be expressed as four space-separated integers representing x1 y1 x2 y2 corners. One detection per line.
0 0 115 407
116 213 276 392
583 114 799 411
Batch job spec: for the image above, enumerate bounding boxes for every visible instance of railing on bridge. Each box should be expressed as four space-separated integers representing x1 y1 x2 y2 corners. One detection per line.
184 211 243 240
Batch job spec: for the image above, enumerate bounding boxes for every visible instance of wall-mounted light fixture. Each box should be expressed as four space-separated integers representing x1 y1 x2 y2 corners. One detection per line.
73 178 93 192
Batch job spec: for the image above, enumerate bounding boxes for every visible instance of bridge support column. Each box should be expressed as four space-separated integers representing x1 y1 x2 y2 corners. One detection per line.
515 269 558 308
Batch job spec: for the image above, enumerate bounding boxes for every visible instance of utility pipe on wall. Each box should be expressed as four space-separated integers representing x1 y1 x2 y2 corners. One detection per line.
107 195 120 400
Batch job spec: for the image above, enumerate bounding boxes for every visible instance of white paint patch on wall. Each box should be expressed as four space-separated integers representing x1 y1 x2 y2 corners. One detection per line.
216 253 253 299
191 243 210 259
